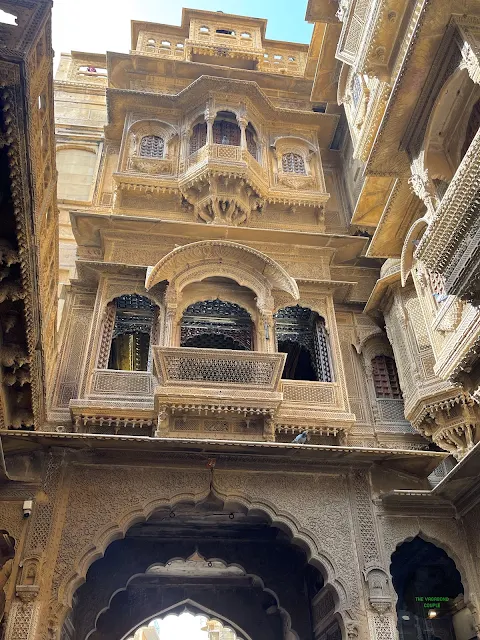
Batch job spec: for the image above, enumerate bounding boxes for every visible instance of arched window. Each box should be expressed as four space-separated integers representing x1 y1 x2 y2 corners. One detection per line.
282 152 306 174
275 306 333 382
189 122 207 154
213 117 240 146
246 125 258 159
139 135 164 158
180 300 253 351
108 294 156 371
461 98 480 159
371 355 401 398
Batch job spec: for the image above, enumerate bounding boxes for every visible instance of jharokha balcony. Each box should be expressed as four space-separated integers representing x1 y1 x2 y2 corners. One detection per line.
152 346 286 440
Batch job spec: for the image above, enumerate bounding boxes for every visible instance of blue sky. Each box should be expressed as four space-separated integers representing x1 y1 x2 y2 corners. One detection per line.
52 0 312 71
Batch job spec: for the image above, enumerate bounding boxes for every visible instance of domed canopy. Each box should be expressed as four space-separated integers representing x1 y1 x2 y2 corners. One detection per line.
145 240 299 304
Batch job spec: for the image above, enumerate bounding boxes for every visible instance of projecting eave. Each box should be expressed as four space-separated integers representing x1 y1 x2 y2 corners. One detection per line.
381 441 480 516
104 69 336 146
0 431 446 478
365 181 425 259
365 11 480 174
308 21 342 103
69 211 369 264
305 0 341 23
364 266 400 315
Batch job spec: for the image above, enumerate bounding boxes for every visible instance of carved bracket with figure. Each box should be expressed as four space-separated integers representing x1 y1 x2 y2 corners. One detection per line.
363 564 392 618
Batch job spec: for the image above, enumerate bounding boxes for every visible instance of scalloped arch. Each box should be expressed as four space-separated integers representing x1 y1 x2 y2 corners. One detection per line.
146 240 299 303
54 489 352 637
127 117 178 142
85 556 293 640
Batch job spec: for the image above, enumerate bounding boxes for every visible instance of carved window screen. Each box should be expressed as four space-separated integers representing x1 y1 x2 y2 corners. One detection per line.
275 306 333 382
429 270 447 304
190 122 207 154
180 300 253 351
213 120 241 146
282 152 306 174
139 135 164 158
371 355 401 399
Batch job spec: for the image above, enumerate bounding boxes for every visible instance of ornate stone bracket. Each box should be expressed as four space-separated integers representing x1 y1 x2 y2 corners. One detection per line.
363 564 392 619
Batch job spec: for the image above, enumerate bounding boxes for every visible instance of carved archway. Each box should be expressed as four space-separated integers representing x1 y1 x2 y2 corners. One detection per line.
52 478 356 640
390 534 476 640
83 554 292 640
145 240 299 307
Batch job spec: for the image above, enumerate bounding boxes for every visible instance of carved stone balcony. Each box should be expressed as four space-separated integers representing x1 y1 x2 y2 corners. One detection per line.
179 144 267 225
277 380 356 435
153 346 285 413
126 156 174 176
68 369 156 436
416 128 480 304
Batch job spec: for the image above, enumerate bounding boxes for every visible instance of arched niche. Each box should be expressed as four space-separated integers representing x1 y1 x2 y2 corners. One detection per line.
390 535 476 640
54 484 355 640
145 241 299 310
98 293 160 371
56 146 98 202
123 119 178 168
212 110 241 146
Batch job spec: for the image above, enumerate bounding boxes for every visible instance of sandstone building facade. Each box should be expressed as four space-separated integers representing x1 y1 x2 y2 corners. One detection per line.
1 1 480 640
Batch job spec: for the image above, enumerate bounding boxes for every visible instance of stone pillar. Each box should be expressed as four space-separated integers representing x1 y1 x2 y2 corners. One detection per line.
349 471 398 640
258 307 275 353
179 126 190 170
4 598 41 640
154 405 170 438
205 108 215 146
163 305 177 347
238 117 248 150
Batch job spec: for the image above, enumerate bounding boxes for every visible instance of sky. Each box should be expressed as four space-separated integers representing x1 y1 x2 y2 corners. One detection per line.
51 0 313 72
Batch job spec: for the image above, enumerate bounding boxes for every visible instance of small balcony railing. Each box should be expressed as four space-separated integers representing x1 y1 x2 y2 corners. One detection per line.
182 144 267 181
153 347 286 392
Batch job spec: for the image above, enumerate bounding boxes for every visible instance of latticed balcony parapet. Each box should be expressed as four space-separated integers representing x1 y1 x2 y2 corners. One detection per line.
416 127 480 303
153 346 286 440
153 346 286 394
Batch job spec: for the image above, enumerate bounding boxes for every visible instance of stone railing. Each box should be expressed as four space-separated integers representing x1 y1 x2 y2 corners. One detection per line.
127 156 174 176
183 144 267 182
90 369 154 397
258 49 306 76
153 347 286 392
282 380 338 406
133 45 186 60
